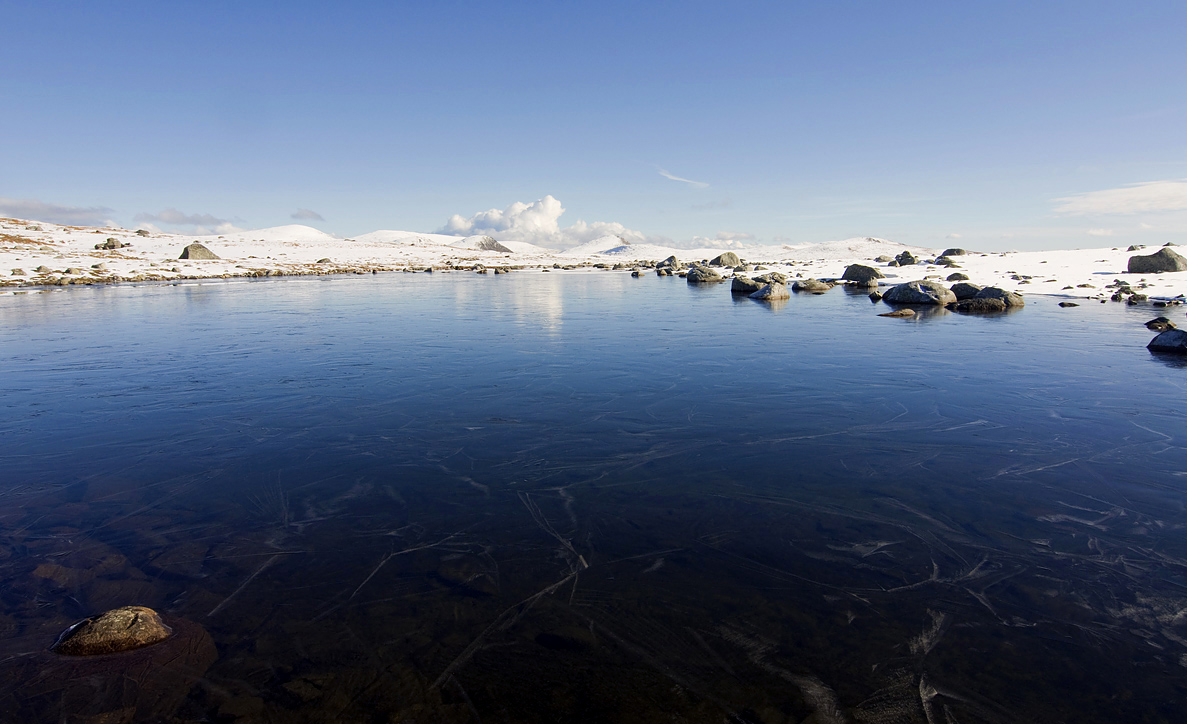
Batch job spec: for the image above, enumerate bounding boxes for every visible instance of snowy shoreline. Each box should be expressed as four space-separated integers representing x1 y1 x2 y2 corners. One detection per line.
3 216 1186 304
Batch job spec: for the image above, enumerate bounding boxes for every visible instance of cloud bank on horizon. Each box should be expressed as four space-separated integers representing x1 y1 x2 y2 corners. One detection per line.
438 195 654 250
1053 179 1187 216
133 208 244 236
0 197 117 227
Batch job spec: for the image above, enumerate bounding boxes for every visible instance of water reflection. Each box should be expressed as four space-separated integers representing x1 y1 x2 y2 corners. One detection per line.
0 273 1184 723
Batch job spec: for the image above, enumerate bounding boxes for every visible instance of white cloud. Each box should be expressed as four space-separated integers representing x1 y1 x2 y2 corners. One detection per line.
945 233 963 239
438 195 650 249
1053 179 1187 215
1087 228 1114 236
0 197 117 226
291 208 325 221
716 231 754 241
657 167 709 189
134 208 244 235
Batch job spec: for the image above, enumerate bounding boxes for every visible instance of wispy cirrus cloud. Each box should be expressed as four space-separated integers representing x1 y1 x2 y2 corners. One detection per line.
1053 179 1187 215
0 197 116 226
657 167 709 189
291 208 324 221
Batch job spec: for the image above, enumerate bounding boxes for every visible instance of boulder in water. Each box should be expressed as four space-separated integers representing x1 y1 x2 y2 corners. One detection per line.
1146 317 1176 332
686 266 724 283
975 286 1025 307
841 264 884 286
950 298 1007 313
883 280 955 305
749 283 790 301
878 309 915 318
950 282 982 300
1148 329 1187 352
731 276 764 294
791 278 833 293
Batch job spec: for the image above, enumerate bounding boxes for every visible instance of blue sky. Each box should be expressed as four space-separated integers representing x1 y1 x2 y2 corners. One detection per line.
2 0 1186 250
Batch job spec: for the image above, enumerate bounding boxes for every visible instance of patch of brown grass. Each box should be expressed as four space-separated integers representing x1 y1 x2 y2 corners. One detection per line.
0 233 39 246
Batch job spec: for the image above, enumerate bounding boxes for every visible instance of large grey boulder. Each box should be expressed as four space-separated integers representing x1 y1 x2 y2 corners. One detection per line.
940 248 967 256
731 276 764 294
657 255 679 268
1148 329 1187 352
975 286 1025 307
53 606 171 656
791 278 833 293
749 283 790 301
179 243 219 260
841 264 884 287
686 266 724 283
709 252 741 267
1127 248 1187 274
895 251 917 266
475 236 514 253
883 280 956 305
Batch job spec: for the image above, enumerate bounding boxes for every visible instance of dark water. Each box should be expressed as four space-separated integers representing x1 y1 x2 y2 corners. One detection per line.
1 272 1186 723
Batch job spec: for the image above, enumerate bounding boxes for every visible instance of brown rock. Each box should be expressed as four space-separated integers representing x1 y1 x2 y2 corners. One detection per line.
53 606 171 656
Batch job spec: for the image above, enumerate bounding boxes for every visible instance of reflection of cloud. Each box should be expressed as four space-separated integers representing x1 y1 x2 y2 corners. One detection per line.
1053 179 1187 215
1087 228 1114 236
134 208 244 235
439 195 649 250
291 208 324 221
0 197 116 226
657 167 709 188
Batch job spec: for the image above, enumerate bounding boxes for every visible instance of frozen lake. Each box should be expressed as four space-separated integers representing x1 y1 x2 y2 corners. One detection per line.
2 272 1186 723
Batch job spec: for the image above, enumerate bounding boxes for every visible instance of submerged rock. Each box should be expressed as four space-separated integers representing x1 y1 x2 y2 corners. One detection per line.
1127 248 1187 274
1148 329 1187 352
841 264 884 286
878 309 915 318
53 606 172 656
749 282 790 301
883 280 955 305
178 243 219 260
